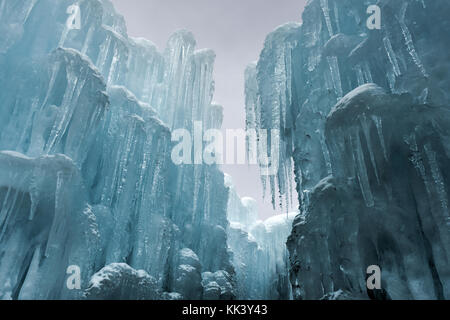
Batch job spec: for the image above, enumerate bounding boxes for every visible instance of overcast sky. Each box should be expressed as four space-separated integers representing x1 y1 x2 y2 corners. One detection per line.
110 0 307 219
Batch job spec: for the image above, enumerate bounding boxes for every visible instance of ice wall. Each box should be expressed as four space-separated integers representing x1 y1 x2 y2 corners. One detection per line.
246 0 450 299
0 0 233 299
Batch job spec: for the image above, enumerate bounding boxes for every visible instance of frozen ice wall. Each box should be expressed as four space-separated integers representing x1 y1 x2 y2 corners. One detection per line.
247 0 450 299
0 0 233 299
225 174 295 299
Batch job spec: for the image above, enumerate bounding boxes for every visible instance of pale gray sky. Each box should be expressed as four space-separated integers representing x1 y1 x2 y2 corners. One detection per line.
110 0 307 219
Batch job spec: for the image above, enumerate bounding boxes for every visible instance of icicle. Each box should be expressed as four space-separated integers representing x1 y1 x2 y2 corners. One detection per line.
386 69 396 91
307 48 321 72
362 61 373 83
405 133 430 192
319 131 332 175
96 35 112 74
383 36 401 77
397 3 428 77
333 1 341 33
371 115 388 161
0 187 14 239
360 115 380 184
81 26 95 55
58 25 70 48
351 129 374 207
424 143 449 220
28 171 39 221
107 44 119 86
40 61 62 111
418 0 426 9
45 68 86 155
45 171 65 258
17 245 41 300
0 0 5 18
354 64 365 86
327 56 343 99
320 0 334 37
23 0 37 25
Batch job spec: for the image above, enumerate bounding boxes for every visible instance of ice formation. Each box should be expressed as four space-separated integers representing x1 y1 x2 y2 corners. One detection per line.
246 0 450 299
0 0 236 300
225 174 296 299
85 263 162 300
1 0 449 301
